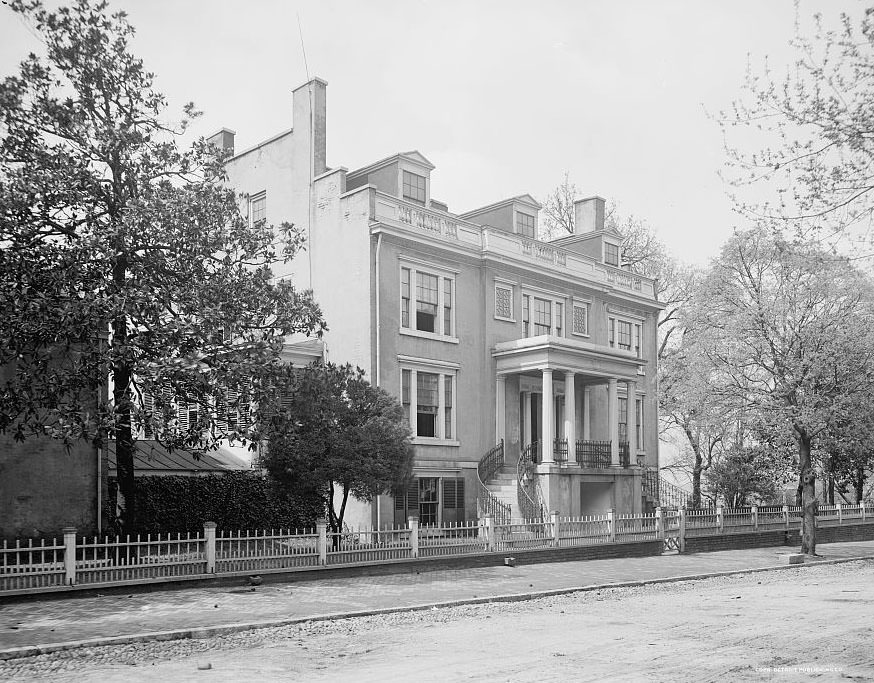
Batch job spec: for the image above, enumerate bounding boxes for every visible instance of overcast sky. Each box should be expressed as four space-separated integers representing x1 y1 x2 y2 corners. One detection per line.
0 0 862 265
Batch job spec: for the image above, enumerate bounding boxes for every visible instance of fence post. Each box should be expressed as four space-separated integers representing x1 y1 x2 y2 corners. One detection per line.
316 519 327 566
408 516 419 559
62 527 77 586
607 509 616 543
678 507 686 553
838 504 843 525
783 504 790 529
752 505 758 532
203 521 216 574
484 514 496 552
716 506 724 534
551 510 560 547
655 507 664 541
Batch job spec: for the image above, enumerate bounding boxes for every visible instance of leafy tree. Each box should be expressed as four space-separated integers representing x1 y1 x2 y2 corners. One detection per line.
703 445 785 508
688 228 874 554
720 5 874 246
264 363 414 536
0 0 323 533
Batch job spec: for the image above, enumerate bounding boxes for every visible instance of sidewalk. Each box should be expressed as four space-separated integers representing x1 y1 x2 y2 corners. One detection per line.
2 540 874 657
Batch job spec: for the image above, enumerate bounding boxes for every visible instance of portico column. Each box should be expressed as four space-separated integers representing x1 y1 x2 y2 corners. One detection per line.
523 391 532 447
626 379 637 461
608 378 620 466
542 369 554 463
582 386 591 441
495 375 506 445
564 372 576 457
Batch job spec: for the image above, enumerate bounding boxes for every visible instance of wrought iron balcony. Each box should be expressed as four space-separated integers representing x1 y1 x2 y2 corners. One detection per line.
575 440 612 468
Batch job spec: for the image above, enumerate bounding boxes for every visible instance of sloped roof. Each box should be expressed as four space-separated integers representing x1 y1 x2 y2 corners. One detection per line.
106 440 251 475
347 150 436 178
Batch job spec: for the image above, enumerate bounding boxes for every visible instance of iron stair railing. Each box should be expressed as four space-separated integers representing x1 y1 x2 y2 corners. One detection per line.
517 442 546 521
644 468 693 508
476 439 511 524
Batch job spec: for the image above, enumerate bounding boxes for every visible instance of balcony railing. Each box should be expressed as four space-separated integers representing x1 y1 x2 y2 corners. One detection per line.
371 192 656 300
553 438 569 463
575 440 612 468
619 441 630 467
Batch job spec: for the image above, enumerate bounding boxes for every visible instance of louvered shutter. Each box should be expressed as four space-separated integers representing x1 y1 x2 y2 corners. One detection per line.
142 392 154 439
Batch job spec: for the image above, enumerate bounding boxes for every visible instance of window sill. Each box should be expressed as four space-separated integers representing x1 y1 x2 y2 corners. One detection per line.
411 438 461 447
400 329 460 344
571 332 590 339
494 316 516 323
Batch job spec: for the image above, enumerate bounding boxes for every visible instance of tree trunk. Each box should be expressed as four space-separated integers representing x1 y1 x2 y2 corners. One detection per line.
797 431 817 556
855 466 866 505
827 474 835 506
684 425 702 508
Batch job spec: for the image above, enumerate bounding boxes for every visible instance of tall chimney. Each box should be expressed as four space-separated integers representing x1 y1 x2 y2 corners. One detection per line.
574 196 605 234
206 128 236 155
292 77 328 176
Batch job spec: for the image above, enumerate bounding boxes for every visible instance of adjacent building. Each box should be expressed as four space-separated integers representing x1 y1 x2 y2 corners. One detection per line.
214 77 662 528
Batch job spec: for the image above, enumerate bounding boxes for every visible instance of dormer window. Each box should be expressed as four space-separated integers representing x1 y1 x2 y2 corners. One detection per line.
516 212 536 238
604 242 620 267
402 170 426 204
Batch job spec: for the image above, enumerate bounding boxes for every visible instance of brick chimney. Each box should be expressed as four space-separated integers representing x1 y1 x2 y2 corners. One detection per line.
292 77 328 176
574 196 605 234
206 128 236 155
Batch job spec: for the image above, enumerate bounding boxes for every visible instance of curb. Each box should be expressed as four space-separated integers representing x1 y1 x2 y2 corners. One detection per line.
1 553 872 661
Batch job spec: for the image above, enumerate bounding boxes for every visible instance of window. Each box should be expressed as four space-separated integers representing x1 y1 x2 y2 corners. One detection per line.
608 315 642 356
533 297 552 335
400 263 455 338
400 365 457 441
494 283 513 321
394 476 465 525
444 376 453 439
522 295 530 336
573 303 588 336
402 170 426 204
401 268 410 328
618 397 628 442
250 192 266 228
416 272 439 333
516 212 536 238
636 398 644 451
522 292 566 338
416 372 439 437
604 242 619 267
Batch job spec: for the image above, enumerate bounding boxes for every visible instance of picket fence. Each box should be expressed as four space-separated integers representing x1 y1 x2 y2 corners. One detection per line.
2 503 872 594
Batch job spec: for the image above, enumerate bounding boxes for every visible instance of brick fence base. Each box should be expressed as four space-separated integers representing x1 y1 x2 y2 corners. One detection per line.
685 521 874 554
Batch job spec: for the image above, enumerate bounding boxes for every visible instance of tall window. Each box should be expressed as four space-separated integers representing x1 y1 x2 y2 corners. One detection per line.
416 372 439 437
402 170 426 204
636 398 644 451
533 297 552 335
604 242 619 266
516 212 536 238
522 294 530 336
618 397 628 441
416 272 439 333
555 302 563 337
394 477 465 526
400 264 455 338
250 192 266 228
401 366 457 441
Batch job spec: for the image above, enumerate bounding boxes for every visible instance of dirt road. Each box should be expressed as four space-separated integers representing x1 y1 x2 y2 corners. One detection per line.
3 560 872 682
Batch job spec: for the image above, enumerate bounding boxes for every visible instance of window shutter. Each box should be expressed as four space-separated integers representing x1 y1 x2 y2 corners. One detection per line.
142 392 154 439
177 401 189 431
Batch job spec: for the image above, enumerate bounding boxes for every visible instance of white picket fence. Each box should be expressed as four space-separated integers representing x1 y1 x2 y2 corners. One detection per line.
2 503 873 594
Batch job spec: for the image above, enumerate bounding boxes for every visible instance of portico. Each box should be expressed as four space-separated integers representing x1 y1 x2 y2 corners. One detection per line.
492 334 647 515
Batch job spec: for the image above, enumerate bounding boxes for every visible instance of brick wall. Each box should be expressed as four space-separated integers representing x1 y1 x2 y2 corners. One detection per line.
684 521 874 554
0 434 105 540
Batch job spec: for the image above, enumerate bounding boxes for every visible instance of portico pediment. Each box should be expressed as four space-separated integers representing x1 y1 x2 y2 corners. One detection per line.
492 335 644 380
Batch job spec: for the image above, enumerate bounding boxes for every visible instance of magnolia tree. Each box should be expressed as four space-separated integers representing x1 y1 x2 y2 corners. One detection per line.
687 229 874 555
264 363 414 536
0 0 323 533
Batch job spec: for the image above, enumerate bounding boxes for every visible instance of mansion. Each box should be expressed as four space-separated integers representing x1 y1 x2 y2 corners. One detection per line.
214 78 662 527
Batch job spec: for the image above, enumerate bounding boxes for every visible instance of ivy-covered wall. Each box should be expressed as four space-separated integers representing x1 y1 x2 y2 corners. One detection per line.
106 472 322 534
